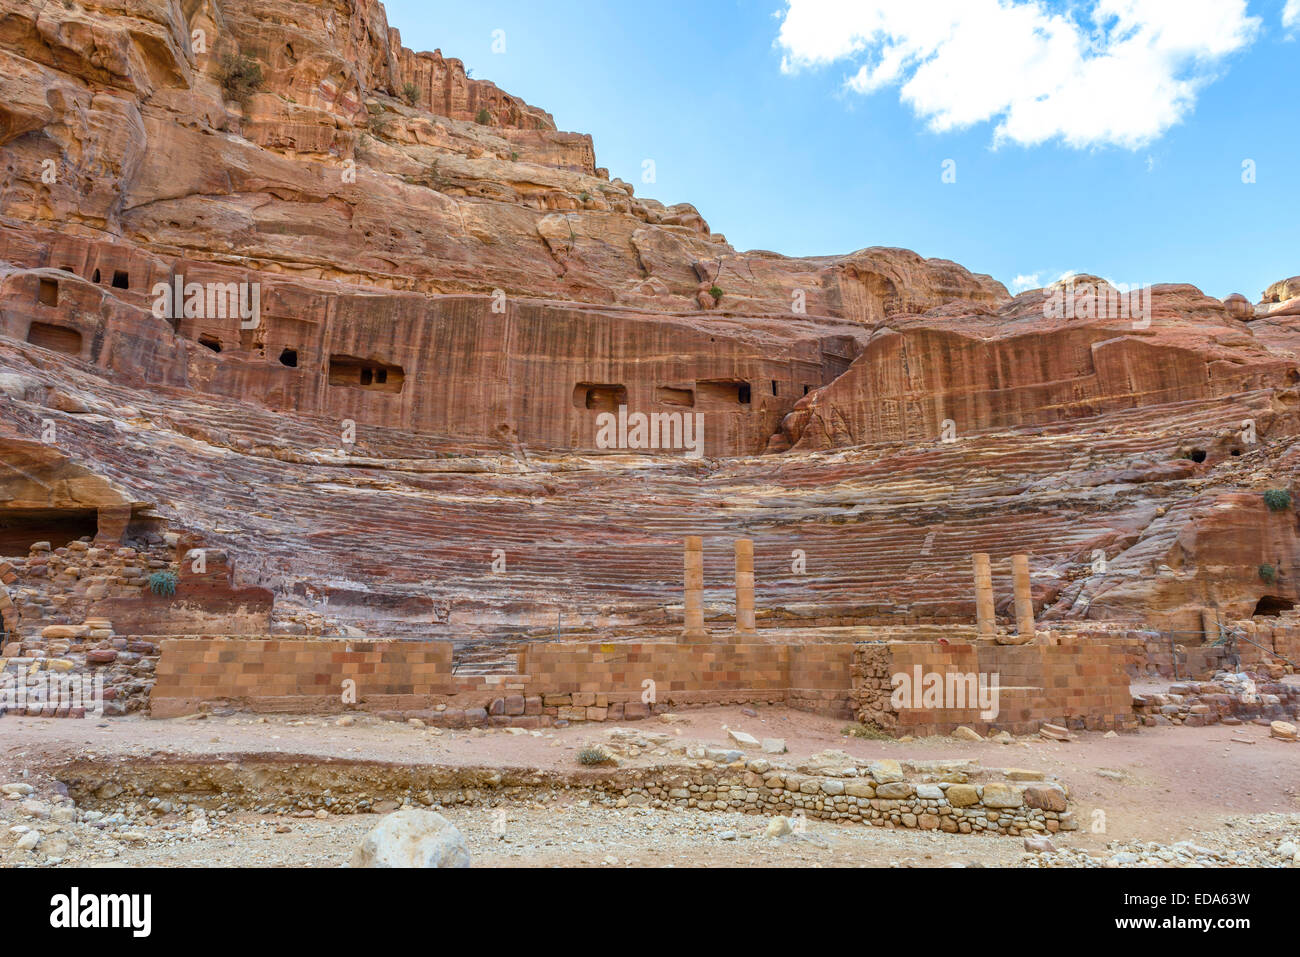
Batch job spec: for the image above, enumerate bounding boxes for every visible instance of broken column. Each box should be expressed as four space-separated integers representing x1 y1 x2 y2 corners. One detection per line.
683 536 706 641
973 553 996 638
1012 553 1036 639
735 538 757 638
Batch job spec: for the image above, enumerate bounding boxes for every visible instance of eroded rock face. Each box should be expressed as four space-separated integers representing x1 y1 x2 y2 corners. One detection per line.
0 0 1298 647
774 284 1300 452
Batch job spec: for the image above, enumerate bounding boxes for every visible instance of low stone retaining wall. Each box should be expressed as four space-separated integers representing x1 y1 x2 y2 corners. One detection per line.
56 754 1075 837
1132 673 1300 727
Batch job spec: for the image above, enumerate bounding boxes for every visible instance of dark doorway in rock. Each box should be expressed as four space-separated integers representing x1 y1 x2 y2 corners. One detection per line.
1253 596 1295 617
1188 449 1207 463
0 509 100 557
111 270 130 289
199 335 222 353
279 348 298 368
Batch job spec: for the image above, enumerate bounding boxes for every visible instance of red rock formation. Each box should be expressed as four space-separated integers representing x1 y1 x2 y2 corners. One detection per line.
0 0 1298 659
774 284 1299 452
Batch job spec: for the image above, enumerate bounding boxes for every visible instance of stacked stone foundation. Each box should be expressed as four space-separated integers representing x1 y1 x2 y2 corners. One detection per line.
60 755 1077 837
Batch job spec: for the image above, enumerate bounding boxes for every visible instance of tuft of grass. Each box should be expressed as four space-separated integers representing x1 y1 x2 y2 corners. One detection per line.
475 108 492 126
577 747 609 766
148 571 179 597
1264 489 1293 512
218 54 263 103
401 82 420 106
842 723 892 741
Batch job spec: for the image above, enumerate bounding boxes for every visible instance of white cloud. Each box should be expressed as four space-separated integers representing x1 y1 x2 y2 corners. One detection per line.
776 0 1260 149
1286 0 1300 30
1010 273 1041 292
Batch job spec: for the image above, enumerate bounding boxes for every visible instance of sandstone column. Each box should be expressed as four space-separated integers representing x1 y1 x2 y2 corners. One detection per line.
1012 554 1036 639
973 553 996 639
683 537 706 641
735 539 757 639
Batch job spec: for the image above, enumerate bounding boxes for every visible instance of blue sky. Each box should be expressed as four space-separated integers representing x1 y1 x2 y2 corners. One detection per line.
383 0 1299 300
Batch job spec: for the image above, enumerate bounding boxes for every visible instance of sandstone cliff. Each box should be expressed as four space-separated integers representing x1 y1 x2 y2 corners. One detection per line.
1 0 1298 650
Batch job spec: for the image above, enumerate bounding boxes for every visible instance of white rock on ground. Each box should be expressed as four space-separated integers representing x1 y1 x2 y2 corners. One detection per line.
728 730 761 749
766 816 792 838
349 810 471 869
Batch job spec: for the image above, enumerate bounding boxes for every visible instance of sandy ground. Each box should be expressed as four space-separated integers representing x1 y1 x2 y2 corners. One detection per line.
2 703 1298 867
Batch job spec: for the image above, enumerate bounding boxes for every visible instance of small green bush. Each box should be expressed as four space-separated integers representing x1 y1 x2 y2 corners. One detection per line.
842 723 891 741
218 54 263 103
1264 489 1293 512
475 108 492 125
401 82 420 106
709 286 724 302
148 571 179 597
577 747 609 766
1260 564 1278 584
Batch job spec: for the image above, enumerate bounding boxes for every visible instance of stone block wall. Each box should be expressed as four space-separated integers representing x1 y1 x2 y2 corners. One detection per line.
786 643 857 720
151 639 456 718
149 636 1135 736
149 639 859 721
853 641 1136 737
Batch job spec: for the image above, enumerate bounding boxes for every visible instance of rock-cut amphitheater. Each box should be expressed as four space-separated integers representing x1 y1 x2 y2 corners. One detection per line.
1 0 1299 863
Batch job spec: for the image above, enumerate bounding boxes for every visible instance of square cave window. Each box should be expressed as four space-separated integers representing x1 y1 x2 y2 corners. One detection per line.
111 270 130 290
37 279 58 307
573 383 628 413
329 356 405 394
696 379 752 408
655 386 695 408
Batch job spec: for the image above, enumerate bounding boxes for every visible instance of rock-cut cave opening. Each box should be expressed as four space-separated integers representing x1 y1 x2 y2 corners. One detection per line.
0 508 100 557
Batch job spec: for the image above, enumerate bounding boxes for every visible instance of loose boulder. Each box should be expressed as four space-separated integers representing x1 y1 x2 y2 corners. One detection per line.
348 810 471 869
